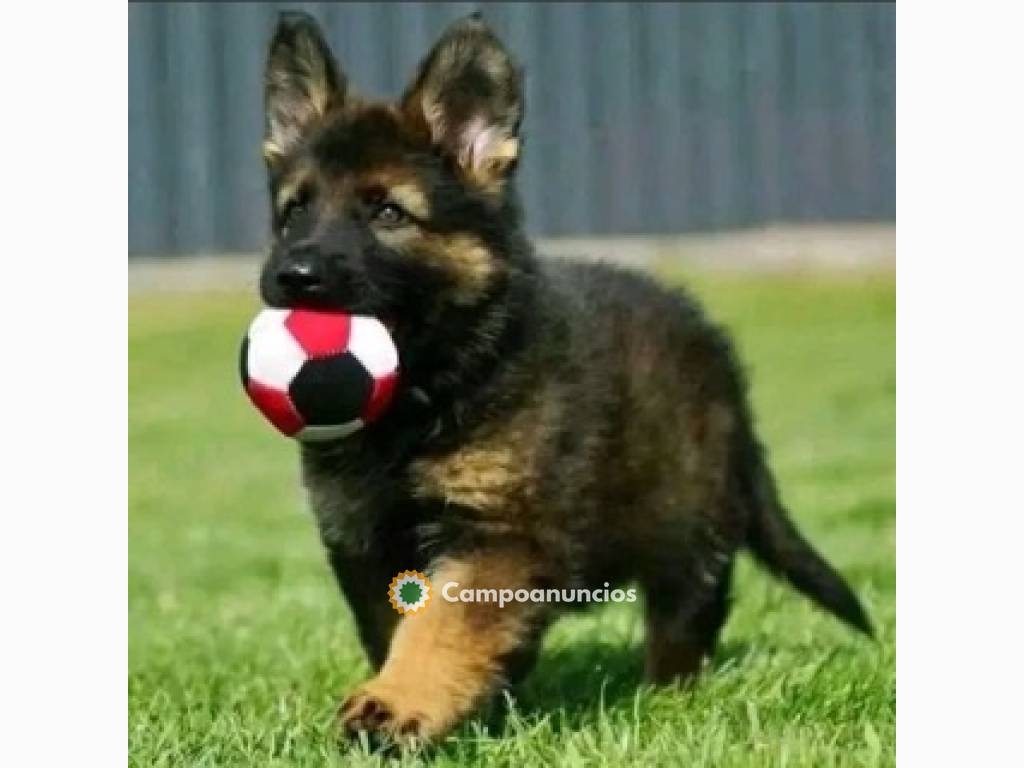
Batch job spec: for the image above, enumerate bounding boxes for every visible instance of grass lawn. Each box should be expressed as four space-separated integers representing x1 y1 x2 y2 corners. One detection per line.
128 269 895 767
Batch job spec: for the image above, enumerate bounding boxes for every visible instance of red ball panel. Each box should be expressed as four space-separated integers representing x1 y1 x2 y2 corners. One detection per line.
245 379 305 437
284 309 352 358
362 371 398 423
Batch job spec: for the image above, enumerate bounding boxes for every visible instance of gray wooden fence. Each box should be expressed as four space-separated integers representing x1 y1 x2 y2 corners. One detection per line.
128 2 895 257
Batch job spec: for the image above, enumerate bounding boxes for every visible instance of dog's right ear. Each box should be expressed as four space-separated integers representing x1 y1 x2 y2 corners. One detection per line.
263 12 346 167
401 13 522 190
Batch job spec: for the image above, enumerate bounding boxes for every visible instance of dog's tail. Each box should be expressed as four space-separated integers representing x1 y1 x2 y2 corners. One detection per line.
739 436 874 637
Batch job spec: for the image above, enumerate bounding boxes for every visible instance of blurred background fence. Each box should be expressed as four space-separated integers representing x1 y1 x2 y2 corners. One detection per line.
128 2 895 258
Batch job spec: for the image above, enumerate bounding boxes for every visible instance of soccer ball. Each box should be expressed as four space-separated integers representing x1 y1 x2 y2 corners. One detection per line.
240 308 399 442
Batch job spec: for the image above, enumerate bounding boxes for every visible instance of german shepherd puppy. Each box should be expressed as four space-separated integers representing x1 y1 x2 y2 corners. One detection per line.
258 11 871 743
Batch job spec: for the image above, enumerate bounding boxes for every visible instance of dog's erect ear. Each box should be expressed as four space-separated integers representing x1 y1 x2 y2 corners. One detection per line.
402 13 523 187
263 12 345 166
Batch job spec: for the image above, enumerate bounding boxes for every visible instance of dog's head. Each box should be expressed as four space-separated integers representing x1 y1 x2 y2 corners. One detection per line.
259 12 526 322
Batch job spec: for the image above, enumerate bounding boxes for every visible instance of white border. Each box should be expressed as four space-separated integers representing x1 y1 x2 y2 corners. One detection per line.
0 2 125 765
900 2 1024 765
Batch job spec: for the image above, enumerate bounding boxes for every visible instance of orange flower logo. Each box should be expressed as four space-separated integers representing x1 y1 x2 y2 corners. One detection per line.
388 570 432 614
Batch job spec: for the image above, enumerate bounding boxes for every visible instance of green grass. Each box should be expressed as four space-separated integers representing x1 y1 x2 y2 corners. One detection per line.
129 270 895 767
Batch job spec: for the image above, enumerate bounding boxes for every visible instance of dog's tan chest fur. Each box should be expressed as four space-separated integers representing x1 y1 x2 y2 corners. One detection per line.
409 394 559 513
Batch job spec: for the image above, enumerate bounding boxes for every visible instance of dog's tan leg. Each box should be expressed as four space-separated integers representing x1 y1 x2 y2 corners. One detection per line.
339 548 545 742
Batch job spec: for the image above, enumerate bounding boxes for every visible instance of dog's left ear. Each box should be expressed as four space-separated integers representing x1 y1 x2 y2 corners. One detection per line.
263 12 346 167
402 13 523 187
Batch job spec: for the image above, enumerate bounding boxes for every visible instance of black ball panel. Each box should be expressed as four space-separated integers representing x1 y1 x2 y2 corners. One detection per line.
289 352 373 426
238 335 251 387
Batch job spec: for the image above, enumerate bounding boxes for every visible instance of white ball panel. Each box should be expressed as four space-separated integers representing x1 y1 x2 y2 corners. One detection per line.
248 307 291 337
297 420 364 442
246 309 308 391
347 316 399 378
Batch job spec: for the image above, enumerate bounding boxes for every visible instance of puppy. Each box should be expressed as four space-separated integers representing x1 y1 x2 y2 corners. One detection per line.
257 11 871 743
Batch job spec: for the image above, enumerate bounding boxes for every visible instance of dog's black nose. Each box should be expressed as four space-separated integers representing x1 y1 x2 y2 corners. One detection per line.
276 260 324 293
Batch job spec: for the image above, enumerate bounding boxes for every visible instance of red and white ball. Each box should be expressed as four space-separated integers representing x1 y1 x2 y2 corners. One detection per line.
240 308 399 441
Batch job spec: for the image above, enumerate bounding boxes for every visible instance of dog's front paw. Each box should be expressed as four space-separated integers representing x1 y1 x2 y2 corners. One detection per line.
338 679 442 744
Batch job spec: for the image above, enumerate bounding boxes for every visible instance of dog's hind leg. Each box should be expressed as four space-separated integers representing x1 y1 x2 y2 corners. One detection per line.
643 557 734 685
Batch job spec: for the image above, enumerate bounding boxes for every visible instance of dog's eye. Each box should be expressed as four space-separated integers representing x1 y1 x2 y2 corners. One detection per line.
373 202 407 226
279 198 307 237
280 188 311 237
